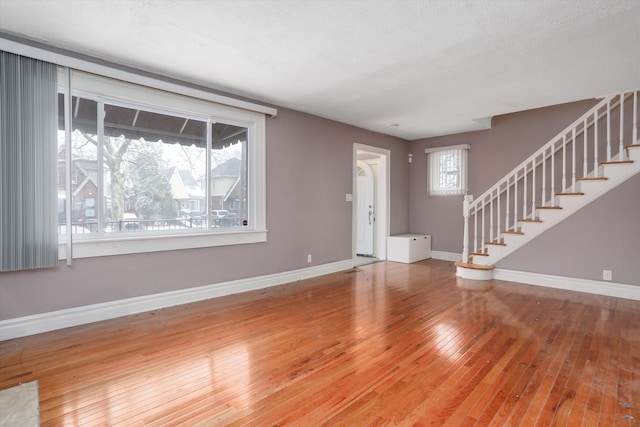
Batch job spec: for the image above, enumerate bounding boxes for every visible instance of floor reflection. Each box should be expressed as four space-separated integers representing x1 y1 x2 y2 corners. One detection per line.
56 343 252 425
353 268 388 362
457 277 538 343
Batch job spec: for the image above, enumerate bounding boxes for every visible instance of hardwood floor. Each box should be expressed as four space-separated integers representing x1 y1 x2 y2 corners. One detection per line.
1 259 639 426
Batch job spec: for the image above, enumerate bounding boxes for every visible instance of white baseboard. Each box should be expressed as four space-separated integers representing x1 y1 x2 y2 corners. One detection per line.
431 251 461 262
493 268 640 301
0 259 354 341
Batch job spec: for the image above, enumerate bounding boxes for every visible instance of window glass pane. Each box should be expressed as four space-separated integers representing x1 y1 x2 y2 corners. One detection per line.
57 93 66 230
210 122 248 228
439 153 460 189
59 96 100 235
103 104 207 233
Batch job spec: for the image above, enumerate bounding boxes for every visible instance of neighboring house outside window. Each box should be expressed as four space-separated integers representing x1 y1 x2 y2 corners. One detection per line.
166 167 205 218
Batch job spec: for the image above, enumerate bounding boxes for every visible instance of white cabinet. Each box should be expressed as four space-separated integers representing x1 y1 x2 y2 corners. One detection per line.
386 234 431 263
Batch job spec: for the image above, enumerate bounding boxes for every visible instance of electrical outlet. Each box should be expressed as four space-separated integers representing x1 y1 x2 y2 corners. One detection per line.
603 270 612 281
307 254 312 263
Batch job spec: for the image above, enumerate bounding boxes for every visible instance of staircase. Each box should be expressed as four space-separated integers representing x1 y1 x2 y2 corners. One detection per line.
456 90 640 280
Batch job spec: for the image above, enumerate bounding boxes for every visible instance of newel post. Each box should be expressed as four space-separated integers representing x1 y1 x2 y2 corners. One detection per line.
462 195 472 263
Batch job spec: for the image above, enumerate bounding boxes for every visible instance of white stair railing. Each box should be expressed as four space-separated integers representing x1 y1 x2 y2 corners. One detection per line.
462 89 639 263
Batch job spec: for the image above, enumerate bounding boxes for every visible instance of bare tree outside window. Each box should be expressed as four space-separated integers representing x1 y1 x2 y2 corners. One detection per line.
438 153 460 190
58 95 248 235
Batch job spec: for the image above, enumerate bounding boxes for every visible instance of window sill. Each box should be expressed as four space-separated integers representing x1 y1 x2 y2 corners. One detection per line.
58 229 268 260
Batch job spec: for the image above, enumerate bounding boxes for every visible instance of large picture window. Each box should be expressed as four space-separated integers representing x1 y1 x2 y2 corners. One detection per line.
56 70 266 259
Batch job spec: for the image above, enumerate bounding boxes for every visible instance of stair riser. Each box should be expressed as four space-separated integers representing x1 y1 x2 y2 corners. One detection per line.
471 255 492 266
536 208 564 223
482 244 507 262
578 180 608 194
502 233 523 247
518 221 544 235
626 146 640 161
600 163 636 181
555 196 584 211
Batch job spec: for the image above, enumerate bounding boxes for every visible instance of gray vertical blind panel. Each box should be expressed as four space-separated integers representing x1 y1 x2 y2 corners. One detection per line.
0 51 58 271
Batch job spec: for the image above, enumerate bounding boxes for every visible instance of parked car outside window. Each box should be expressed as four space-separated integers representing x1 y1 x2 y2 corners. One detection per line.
122 212 140 230
211 210 228 219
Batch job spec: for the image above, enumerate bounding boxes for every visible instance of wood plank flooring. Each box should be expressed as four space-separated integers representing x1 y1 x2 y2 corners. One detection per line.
1 259 639 425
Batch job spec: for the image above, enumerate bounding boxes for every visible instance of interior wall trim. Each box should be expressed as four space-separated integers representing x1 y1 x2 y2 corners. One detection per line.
0 34 277 117
493 268 640 301
431 251 462 262
0 259 354 341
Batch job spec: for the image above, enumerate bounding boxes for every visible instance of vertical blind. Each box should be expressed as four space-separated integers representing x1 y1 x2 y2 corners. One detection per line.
425 144 470 196
0 51 58 271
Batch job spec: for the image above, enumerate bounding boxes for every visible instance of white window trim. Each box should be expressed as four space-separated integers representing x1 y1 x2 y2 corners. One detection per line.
0 36 277 117
425 144 470 196
52 68 268 260
59 230 268 259
424 144 470 154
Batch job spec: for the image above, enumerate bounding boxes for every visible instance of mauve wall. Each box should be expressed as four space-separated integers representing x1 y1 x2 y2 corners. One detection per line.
497 173 640 285
0 107 409 321
409 99 597 253
409 98 640 285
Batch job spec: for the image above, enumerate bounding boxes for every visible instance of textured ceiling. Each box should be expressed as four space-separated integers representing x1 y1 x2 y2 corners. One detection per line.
1 0 639 140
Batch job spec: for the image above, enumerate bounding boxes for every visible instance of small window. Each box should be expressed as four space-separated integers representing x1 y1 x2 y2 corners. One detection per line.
425 144 470 196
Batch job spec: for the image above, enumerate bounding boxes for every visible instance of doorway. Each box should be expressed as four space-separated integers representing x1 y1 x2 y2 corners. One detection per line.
353 144 390 266
356 160 375 256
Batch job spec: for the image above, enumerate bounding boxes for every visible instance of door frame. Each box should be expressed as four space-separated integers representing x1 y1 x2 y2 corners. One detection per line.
352 143 390 264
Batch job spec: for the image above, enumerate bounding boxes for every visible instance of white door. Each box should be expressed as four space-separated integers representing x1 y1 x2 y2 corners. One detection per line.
356 161 375 255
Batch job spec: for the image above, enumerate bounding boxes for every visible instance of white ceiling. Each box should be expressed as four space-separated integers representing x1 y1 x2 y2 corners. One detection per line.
1 0 639 140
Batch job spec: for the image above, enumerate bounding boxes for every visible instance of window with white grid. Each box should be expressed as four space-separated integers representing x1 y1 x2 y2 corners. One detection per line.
425 144 470 196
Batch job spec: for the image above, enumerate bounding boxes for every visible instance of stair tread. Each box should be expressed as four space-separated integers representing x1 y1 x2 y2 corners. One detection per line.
600 160 634 165
537 206 562 210
502 230 524 235
471 252 489 256
578 177 608 181
518 218 542 223
455 261 494 271
556 192 585 196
